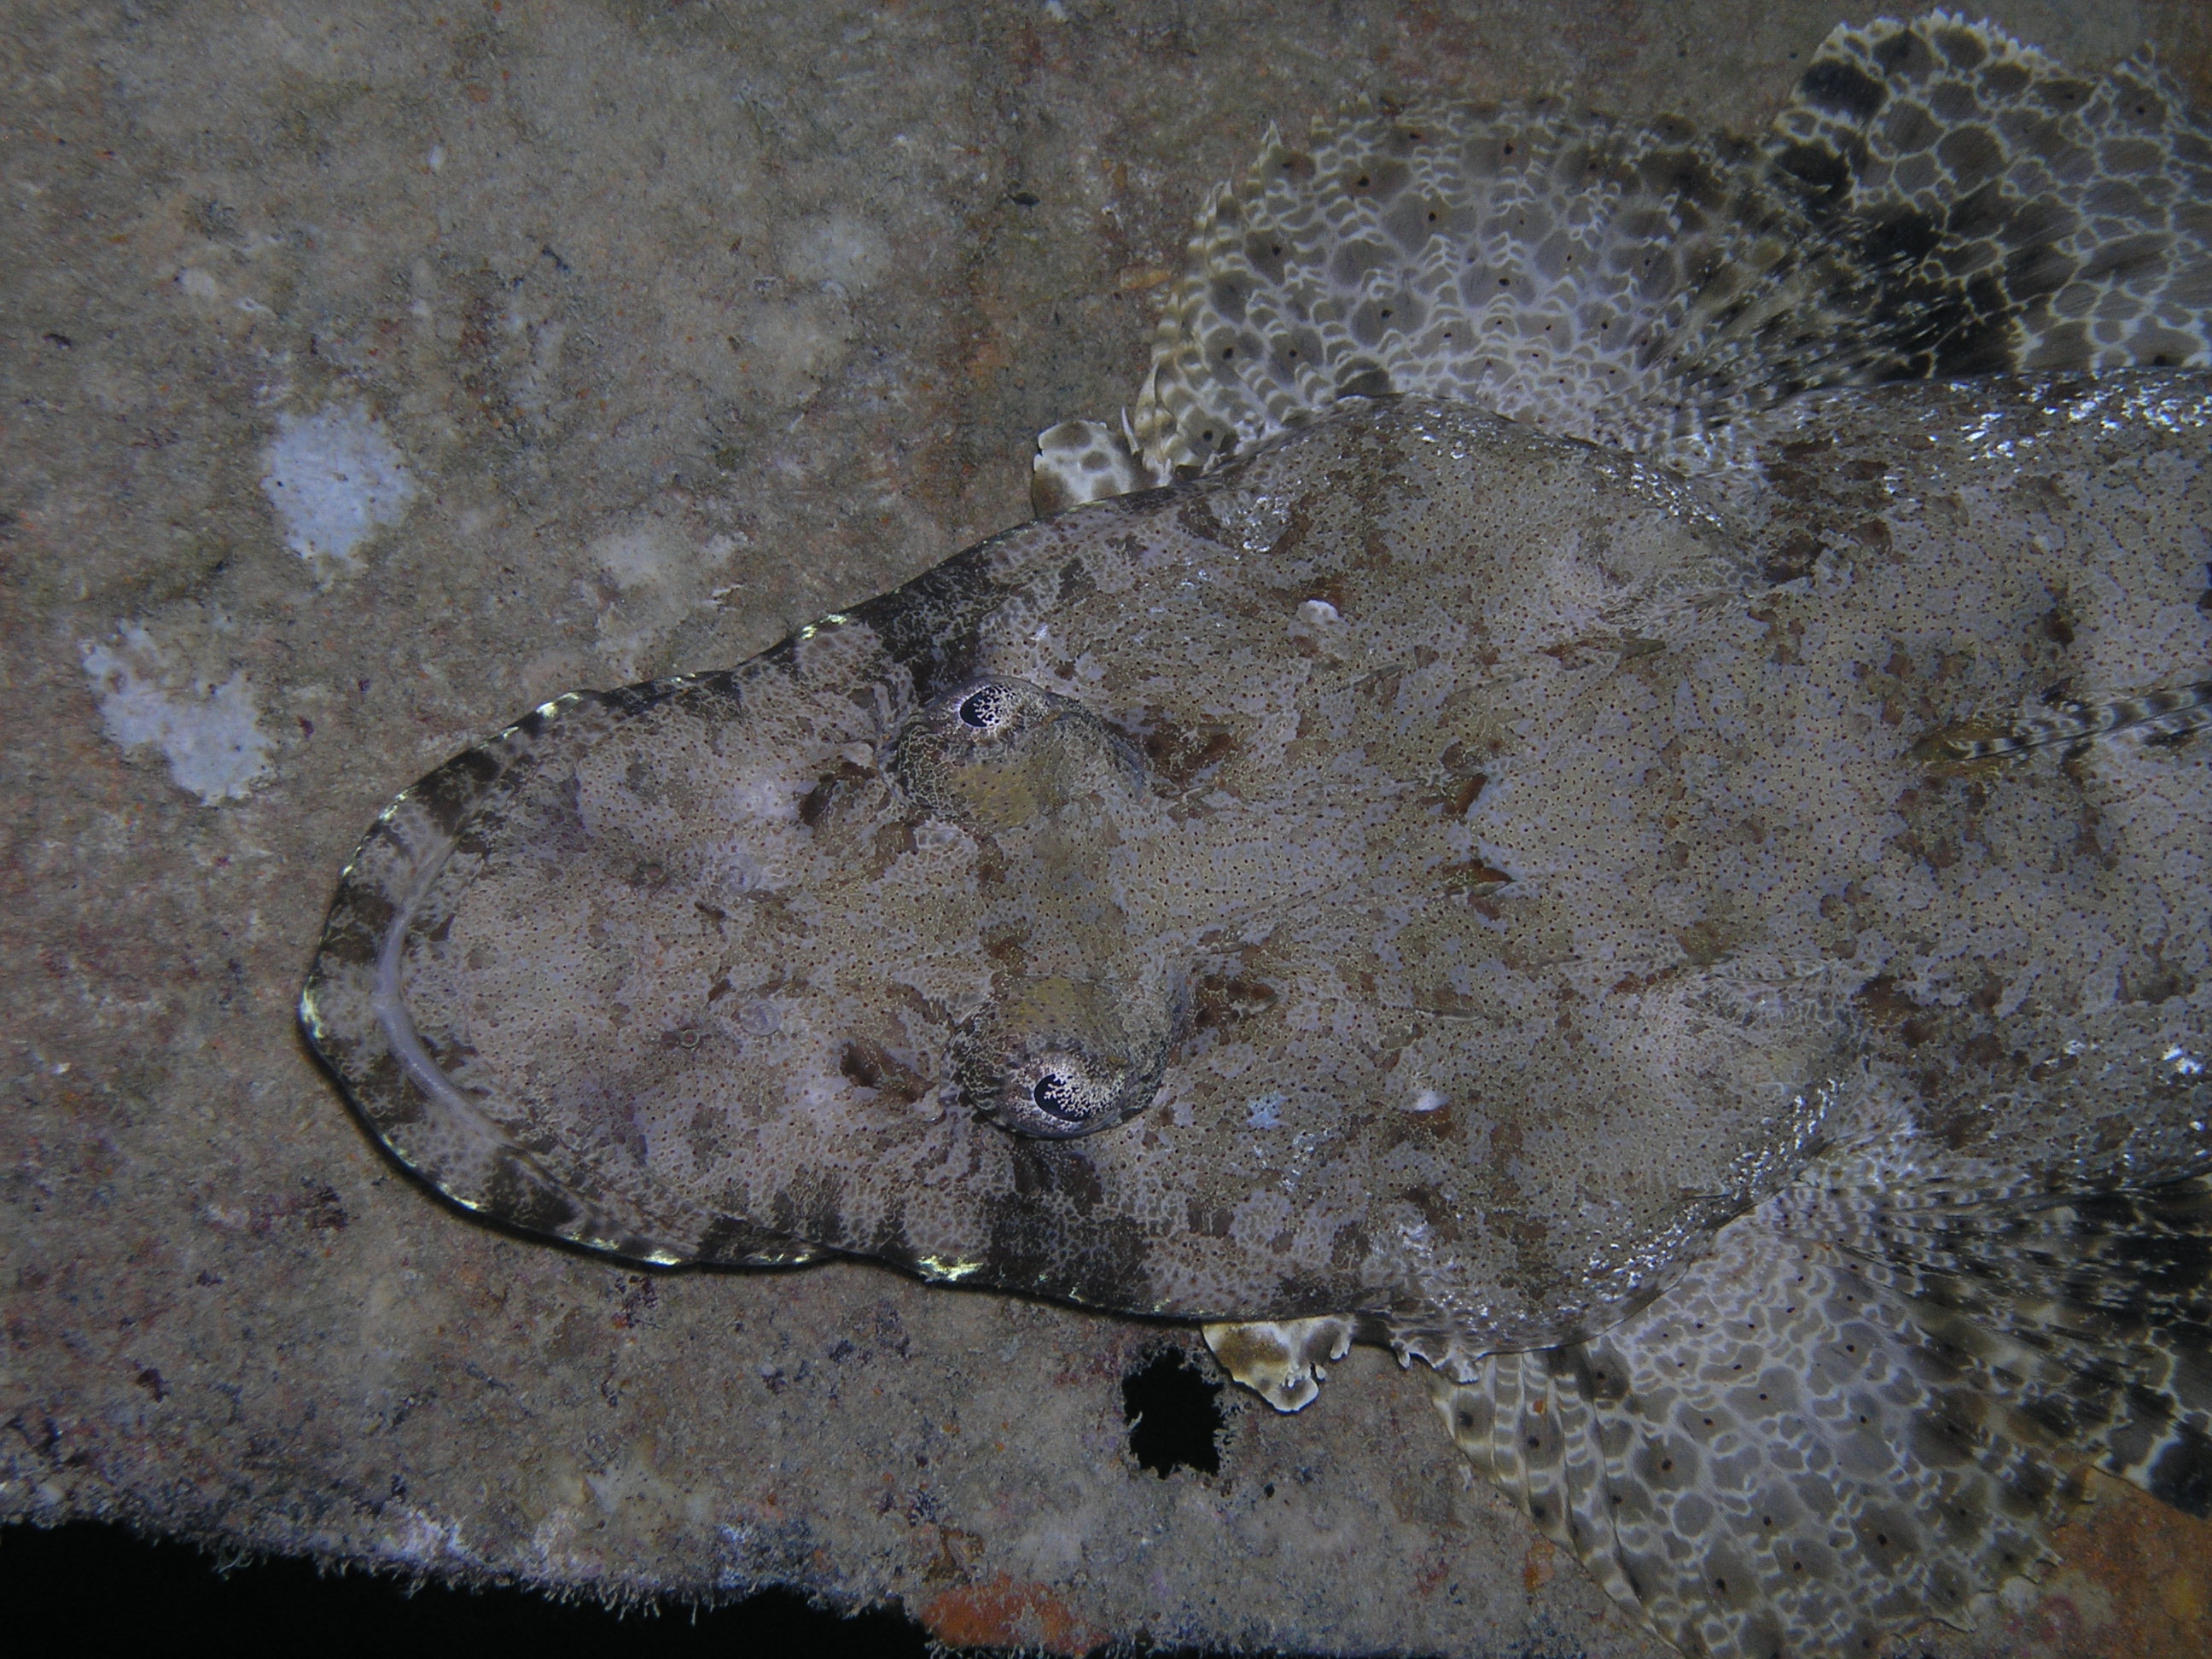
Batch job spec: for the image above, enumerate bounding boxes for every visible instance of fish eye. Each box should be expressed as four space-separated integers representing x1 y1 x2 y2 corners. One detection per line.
952 975 1166 1138
958 684 1017 730
1010 1049 1126 1132
891 677 1137 827
927 678 1054 743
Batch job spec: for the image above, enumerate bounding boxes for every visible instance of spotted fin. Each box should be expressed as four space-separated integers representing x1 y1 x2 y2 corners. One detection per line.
1127 101 1848 480
1773 13 2212 378
1030 417 1150 515
1037 14 2212 509
1771 1161 2212 1518
1425 1138 2212 1659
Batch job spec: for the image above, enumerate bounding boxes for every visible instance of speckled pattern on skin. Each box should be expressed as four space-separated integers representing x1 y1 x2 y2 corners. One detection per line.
9 3 2212 1655
308 372 2212 1656
302 16 2212 1656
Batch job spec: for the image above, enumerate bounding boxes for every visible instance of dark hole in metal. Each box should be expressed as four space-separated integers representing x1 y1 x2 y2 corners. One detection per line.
1121 1348 1224 1477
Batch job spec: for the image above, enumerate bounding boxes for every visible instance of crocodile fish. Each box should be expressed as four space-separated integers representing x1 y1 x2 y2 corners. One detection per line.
301 15 2212 1657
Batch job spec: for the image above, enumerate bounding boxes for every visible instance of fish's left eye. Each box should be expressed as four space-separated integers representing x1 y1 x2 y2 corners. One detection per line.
953 975 1165 1138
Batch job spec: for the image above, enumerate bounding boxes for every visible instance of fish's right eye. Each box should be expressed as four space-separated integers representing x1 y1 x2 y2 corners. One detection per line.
1007 1048 1129 1134
890 677 1136 828
952 975 1166 1139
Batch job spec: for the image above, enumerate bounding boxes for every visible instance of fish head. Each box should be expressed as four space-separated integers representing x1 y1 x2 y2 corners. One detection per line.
307 399 1863 1347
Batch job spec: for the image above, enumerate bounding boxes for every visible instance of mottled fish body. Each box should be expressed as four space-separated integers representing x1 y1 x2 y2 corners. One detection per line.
303 15 2212 1659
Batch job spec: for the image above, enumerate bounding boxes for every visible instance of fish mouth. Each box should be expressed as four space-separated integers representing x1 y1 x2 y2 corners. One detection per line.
299 678 825 1271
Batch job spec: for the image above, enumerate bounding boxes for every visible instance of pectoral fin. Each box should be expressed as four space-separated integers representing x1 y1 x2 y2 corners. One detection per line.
1202 1315 1356 1412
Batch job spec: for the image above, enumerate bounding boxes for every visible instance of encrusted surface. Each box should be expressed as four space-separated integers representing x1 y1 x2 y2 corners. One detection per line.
7 3 2212 1656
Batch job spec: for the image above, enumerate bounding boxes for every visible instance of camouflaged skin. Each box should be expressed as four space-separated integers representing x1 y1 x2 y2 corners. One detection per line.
309 398 1820 1350
303 368 2212 1659
306 370 2211 1366
297 15 2212 1656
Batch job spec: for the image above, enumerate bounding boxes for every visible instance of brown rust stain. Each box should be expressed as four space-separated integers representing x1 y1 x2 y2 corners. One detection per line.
1521 1534 1558 1596
2146 0 2212 103
2001 1476 2212 1658
920 1572 1106 1654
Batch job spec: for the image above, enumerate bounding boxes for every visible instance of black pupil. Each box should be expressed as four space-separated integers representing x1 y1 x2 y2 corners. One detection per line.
959 689 1005 729
1032 1071 1082 1120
